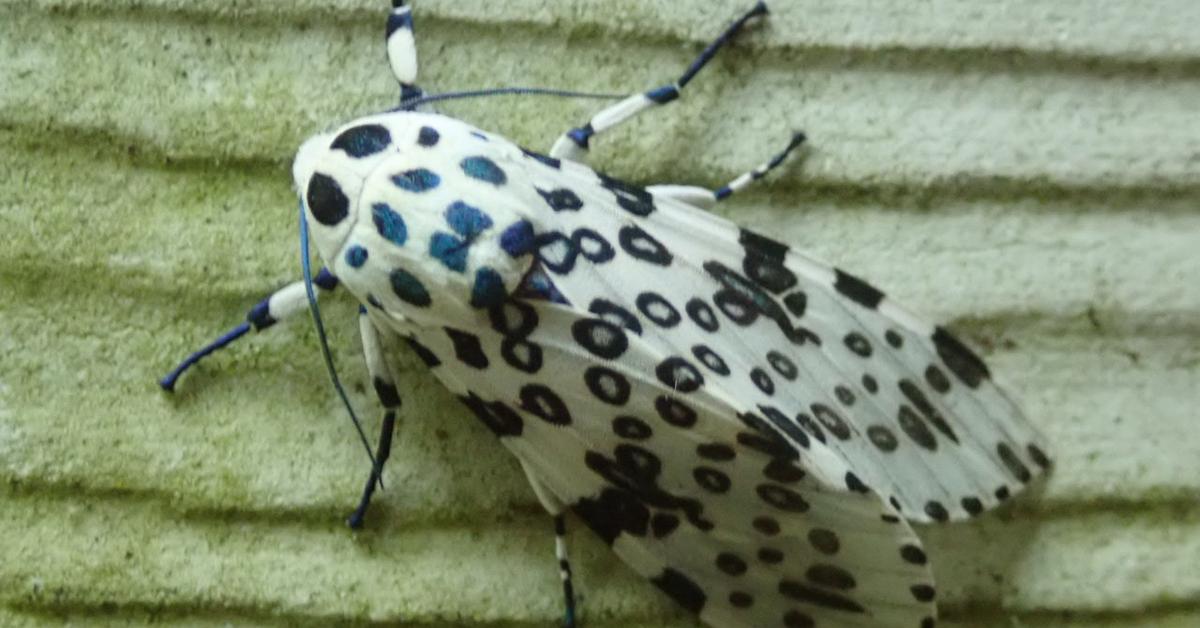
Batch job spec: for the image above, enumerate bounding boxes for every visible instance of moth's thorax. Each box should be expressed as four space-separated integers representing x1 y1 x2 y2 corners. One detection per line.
293 111 542 327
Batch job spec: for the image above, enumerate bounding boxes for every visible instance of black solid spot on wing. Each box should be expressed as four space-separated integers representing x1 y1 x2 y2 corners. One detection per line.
716 552 748 576
783 609 816 628
598 172 656 216
753 516 781 536
750 367 775 396
862 373 879 393
694 466 731 493
997 442 1033 482
519 384 572 425
650 569 706 614
1028 443 1052 469
843 332 873 357
417 126 439 146
811 403 851 440
795 413 826 444
584 366 631 405
900 544 927 565
536 187 584 212
656 357 704 393
651 512 680 538
932 326 990 388
613 415 652 440
572 486 649 544
758 405 810 450
899 379 959 443
885 328 904 348
867 425 899 452
500 338 543 373
758 547 784 564
571 318 629 359
807 564 856 590
996 486 1012 500
588 298 643 334
685 297 720 332
655 396 698 428
767 351 798 381
898 405 938 451
738 228 789 260
636 292 681 328
330 123 391 157
756 484 810 512
618 225 672 265
961 496 984 516
460 155 507 185
390 268 431 307
910 584 937 602
763 459 805 484
833 268 884 309
306 173 349 226
925 364 952 393
692 345 731 376
844 471 869 494
488 299 539 337
808 528 840 555
406 337 440 367
783 291 807 317
924 501 949 522
459 393 523 437
697 442 736 461
778 580 865 613
444 328 489 369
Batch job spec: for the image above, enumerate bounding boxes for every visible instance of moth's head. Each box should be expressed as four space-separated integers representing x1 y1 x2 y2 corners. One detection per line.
293 112 541 321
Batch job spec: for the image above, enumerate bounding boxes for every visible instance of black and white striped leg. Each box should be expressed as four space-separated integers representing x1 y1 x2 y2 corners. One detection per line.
387 1 424 104
647 131 806 208
346 308 403 529
160 268 339 391
555 515 578 628
549 1 769 162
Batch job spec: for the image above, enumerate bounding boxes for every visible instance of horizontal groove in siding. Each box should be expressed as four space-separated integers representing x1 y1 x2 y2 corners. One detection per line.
5 0 1200 62
1 11 1197 189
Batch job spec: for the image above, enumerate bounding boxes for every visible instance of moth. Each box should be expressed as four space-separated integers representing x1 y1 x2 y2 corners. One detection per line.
162 2 1052 627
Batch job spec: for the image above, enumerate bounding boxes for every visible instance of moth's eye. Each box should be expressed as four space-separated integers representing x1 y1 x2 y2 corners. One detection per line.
306 172 350 226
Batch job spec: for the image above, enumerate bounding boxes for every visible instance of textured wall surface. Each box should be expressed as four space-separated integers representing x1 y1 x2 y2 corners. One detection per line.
2 0 1198 626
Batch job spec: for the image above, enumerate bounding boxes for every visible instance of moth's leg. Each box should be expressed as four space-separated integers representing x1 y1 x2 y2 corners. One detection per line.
386 1 424 103
346 309 403 529
548 1 768 162
646 131 806 208
518 461 579 628
160 268 339 391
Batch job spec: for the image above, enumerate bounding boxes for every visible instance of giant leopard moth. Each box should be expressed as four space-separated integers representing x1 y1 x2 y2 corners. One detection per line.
161 2 1053 627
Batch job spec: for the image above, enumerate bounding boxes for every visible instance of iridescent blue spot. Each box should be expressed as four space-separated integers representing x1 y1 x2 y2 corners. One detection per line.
517 268 569 304
445 201 492 238
500 220 535 257
390 268 431 307
372 202 408 245
417 126 440 147
345 245 369 268
461 156 506 185
391 168 440 192
430 232 469 272
470 267 507 308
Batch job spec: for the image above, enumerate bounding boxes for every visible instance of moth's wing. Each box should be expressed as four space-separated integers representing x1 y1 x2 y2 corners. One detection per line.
522 163 1052 523
404 301 936 628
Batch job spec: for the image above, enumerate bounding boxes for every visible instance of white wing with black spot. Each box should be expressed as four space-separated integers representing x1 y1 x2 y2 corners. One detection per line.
512 157 1052 523
399 300 938 628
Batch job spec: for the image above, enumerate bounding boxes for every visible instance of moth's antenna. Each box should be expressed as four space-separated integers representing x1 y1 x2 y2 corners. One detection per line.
299 203 381 482
396 86 625 111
